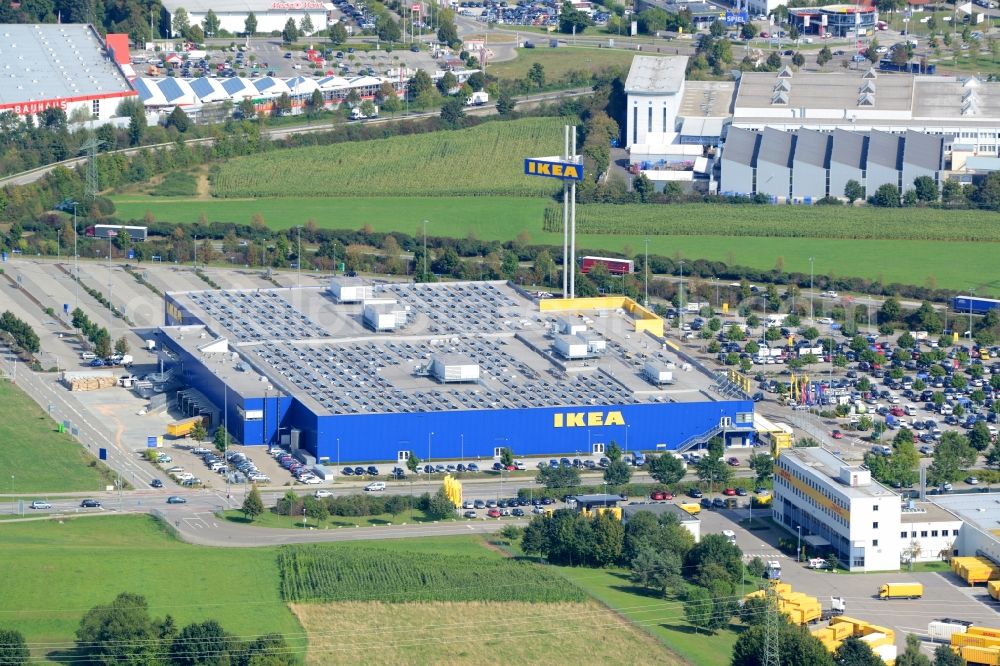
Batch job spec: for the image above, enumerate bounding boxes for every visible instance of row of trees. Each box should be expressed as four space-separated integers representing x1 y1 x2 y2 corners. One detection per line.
0 310 39 354
73 592 296 665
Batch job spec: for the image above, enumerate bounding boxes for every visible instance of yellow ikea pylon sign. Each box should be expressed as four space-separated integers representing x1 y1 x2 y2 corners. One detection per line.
524 158 584 181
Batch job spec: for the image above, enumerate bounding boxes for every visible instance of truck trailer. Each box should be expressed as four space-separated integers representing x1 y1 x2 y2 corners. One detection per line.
954 295 1000 316
580 256 634 275
878 582 923 599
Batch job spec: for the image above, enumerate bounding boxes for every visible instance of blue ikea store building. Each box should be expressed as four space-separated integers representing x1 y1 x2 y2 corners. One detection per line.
159 284 755 464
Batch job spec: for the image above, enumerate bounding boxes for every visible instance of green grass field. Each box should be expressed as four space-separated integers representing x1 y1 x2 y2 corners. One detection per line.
210 118 565 198
223 506 444 528
0 516 303 661
108 194 999 292
110 195 548 236
551 564 740 665
278 542 587 603
0 380 113 493
489 45 643 80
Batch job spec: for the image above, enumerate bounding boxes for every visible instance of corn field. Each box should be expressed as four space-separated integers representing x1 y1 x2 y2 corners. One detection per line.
543 203 1000 242
212 118 566 199
277 545 586 603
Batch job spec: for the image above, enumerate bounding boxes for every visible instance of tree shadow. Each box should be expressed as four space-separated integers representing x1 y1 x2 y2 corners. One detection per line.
660 623 702 635
610 583 664 599
224 515 252 524
46 647 88 664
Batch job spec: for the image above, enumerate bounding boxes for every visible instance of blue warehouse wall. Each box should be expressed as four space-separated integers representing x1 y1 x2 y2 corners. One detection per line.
307 401 754 464
162 326 753 462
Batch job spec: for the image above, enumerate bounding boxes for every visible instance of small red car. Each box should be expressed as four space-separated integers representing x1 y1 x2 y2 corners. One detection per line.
651 491 667 501
487 508 501 518
831 429 843 439
727 457 740 466
723 488 737 496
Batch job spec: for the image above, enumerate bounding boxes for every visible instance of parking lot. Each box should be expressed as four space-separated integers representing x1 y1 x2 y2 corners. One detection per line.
697 505 1000 653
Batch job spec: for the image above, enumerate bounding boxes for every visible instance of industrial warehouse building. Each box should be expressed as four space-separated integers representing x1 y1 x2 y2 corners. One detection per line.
0 24 137 122
157 280 755 464
623 54 1000 189
719 126 944 201
160 0 334 37
773 447 963 572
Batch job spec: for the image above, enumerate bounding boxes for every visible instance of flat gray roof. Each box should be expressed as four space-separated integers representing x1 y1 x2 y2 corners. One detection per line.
678 80 735 118
931 494 1000 533
900 502 962 525
625 55 688 95
781 447 898 500
164 281 723 417
0 24 133 105
734 70 914 115
623 502 699 523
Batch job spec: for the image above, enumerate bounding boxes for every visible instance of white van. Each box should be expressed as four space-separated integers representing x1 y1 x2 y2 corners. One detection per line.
364 481 386 492
722 529 736 545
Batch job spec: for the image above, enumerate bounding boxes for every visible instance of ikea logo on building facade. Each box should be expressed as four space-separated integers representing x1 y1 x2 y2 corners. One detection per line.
524 158 584 181
553 410 625 428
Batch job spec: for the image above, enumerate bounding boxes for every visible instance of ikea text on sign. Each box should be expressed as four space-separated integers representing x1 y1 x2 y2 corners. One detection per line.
553 410 625 428
524 158 584 181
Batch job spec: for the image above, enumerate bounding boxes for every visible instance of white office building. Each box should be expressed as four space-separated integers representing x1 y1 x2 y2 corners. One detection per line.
624 55 688 149
773 447 965 571
774 447 902 572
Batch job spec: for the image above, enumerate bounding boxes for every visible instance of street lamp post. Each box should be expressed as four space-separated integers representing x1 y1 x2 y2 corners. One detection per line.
337 437 340 468
643 238 649 307
809 257 815 321
678 260 686 337
422 220 428 280
427 431 434 464
194 235 199 269
296 225 303 287
797 525 802 562
72 202 79 310
461 433 464 464
969 288 976 341
107 235 113 339
56 228 61 260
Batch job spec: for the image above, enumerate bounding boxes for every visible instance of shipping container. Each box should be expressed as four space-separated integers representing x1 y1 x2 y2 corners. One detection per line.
166 415 206 438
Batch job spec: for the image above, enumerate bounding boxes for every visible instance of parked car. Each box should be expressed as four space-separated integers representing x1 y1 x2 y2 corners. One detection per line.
150 479 163 488
463 510 477 518
341 466 354 476
723 488 737 496
727 457 740 466
687 488 704 498
487 508 501 518
512 507 525 516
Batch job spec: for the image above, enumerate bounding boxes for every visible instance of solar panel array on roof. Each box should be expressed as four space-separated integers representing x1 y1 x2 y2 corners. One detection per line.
249 335 643 416
379 282 520 334
186 290 327 341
